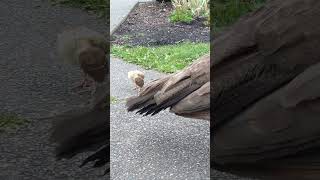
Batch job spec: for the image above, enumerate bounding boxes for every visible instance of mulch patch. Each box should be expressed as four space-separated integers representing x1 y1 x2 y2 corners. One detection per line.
111 2 210 46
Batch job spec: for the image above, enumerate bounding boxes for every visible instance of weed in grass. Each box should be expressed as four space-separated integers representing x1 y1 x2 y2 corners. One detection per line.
111 42 210 73
0 113 27 133
111 96 118 104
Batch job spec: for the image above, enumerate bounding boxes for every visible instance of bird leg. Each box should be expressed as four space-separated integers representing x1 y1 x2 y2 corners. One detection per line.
132 85 141 92
76 79 96 95
71 73 91 91
78 77 89 88
84 81 99 106
70 76 96 97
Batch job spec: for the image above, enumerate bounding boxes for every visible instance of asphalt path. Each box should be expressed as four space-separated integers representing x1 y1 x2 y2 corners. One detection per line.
110 57 210 179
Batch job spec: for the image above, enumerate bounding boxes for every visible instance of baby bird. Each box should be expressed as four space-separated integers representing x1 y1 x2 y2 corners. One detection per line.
128 70 145 92
57 26 108 95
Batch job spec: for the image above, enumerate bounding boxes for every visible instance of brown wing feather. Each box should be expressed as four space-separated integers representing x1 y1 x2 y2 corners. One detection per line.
212 0 320 129
212 0 320 179
49 88 109 172
126 75 171 111
170 82 210 120
126 54 210 119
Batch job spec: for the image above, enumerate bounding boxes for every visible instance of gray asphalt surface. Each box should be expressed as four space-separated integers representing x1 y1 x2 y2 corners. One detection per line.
0 0 107 179
110 57 210 179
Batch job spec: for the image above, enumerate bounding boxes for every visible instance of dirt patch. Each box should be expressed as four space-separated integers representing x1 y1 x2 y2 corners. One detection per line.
111 2 210 46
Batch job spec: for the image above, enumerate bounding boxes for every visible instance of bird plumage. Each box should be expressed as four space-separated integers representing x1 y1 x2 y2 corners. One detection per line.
57 27 108 65
79 45 107 83
126 54 210 120
49 86 109 174
212 0 320 179
51 26 109 175
57 26 109 94
128 70 145 91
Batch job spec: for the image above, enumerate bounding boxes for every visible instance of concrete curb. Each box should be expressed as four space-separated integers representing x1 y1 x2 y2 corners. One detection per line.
110 0 155 35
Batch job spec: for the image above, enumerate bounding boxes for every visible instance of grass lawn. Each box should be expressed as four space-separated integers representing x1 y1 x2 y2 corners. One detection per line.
212 0 266 32
0 114 27 133
111 42 210 73
50 0 108 18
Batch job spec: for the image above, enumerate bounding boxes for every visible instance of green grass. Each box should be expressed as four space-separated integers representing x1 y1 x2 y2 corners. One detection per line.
0 114 27 133
111 42 210 73
212 0 266 31
169 9 194 23
51 0 108 18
